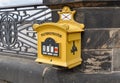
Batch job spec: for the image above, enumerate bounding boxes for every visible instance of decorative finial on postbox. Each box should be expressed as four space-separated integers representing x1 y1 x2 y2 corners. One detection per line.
62 6 71 12
58 6 76 21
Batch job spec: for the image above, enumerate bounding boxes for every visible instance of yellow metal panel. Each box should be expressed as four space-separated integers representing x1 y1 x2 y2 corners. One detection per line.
68 33 81 41
66 39 82 68
35 25 68 67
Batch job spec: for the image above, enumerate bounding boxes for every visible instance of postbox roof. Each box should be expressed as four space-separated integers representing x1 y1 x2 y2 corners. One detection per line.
58 21 84 33
33 22 84 33
33 23 68 32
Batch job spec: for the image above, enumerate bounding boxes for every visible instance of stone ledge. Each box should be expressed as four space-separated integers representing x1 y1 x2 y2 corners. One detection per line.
0 80 9 83
0 55 47 83
0 55 120 83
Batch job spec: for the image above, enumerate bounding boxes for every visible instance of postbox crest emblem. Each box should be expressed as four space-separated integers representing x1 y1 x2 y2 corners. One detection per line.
58 6 75 21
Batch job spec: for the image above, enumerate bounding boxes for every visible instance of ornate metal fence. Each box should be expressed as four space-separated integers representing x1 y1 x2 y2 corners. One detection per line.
0 6 52 57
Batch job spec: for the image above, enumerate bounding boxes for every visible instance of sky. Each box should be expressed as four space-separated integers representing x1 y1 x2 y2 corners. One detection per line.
0 0 43 8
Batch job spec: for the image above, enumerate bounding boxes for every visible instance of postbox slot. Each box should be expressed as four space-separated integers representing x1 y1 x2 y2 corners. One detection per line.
41 37 59 57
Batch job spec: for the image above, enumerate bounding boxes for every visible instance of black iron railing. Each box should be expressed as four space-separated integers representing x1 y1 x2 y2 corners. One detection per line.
0 6 52 57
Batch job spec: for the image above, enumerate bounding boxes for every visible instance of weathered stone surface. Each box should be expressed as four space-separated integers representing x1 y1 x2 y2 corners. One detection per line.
76 8 120 28
44 1 119 9
113 48 120 71
44 0 119 5
82 29 120 49
80 50 112 73
82 30 110 49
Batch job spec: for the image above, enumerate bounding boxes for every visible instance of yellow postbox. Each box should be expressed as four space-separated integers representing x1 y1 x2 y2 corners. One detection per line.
33 6 84 69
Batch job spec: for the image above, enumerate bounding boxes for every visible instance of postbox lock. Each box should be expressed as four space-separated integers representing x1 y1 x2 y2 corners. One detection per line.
41 37 59 57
